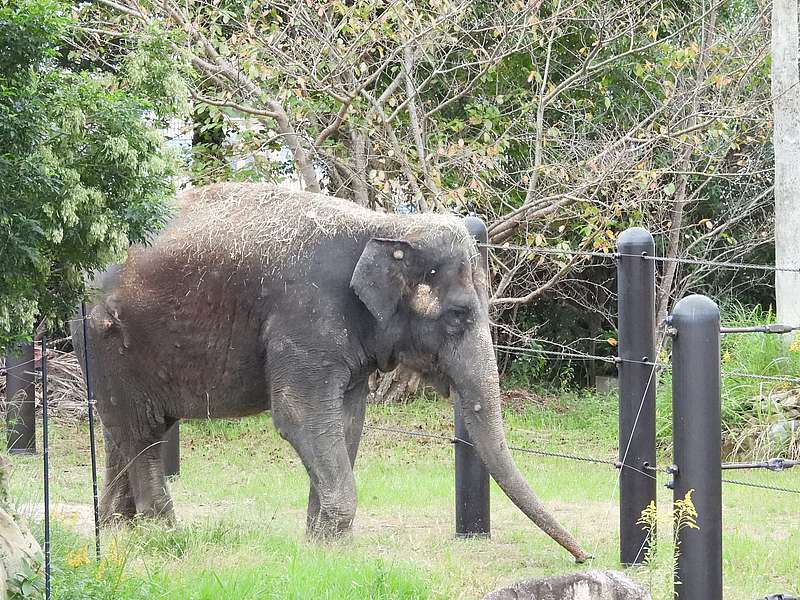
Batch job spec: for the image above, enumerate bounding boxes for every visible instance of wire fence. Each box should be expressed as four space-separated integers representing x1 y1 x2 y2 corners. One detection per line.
7 229 800 598
494 344 800 385
480 241 800 273
363 423 800 494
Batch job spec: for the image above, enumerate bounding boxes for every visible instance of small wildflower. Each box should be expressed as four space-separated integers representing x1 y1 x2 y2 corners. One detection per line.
636 500 658 530
607 337 618 347
107 538 124 567
789 338 800 353
722 350 732 363
66 546 89 569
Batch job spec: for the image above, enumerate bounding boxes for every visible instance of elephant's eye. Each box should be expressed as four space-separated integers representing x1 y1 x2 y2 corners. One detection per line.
446 305 470 324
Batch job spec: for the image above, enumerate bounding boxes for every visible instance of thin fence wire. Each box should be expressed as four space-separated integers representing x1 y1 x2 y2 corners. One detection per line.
481 242 618 261
721 458 798 471
506 444 619 467
722 478 800 495
363 424 619 467
603 337 663 565
480 242 800 273
365 423 800 495
493 344 666 367
721 371 800 384
494 345 800 385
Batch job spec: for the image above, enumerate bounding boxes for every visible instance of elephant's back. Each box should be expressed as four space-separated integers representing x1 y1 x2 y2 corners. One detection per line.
147 182 471 273
154 182 388 272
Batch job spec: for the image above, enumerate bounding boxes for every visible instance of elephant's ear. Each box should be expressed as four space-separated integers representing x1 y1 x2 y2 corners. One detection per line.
351 238 413 324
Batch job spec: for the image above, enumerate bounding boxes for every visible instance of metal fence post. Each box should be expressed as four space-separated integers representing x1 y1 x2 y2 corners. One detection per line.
616 227 657 565
79 302 102 560
6 342 36 454
41 335 51 600
162 421 180 478
669 294 722 600
454 215 491 538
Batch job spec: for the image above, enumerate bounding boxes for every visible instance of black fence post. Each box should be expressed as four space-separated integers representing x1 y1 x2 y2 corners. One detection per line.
669 294 722 600
616 227 657 565
6 342 36 454
162 421 180 478
454 216 491 538
41 335 51 600
80 302 102 560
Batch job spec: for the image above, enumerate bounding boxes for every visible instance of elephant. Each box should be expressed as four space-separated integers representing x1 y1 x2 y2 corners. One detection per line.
72 182 589 562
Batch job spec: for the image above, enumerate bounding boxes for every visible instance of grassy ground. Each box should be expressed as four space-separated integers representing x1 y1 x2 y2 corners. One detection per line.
7 388 799 599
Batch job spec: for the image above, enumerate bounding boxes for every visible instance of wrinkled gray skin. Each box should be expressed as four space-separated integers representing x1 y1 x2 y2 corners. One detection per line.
72 183 589 561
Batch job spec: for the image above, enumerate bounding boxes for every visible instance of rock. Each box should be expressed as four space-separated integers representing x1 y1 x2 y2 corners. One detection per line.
483 570 651 600
768 390 800 420
766 420 800 446
595 376 619 394
0 507 42 600
0 456 43 599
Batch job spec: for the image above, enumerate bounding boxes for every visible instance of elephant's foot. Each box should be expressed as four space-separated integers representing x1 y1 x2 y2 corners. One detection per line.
306 507 355 540
100 489 137 526
133 496 176 526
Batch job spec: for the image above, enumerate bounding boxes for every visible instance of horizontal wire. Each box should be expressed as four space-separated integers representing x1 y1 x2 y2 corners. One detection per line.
481 242 617 260
721 458 798 471
363 425 454 443
721 371 800 384
508 444 619 467
364 424 619 468
494 344 618 364
496 345 800 384
722 478 800 495
493 344 666 367
366 426 800 493
479 242 800 272
720 324 800 334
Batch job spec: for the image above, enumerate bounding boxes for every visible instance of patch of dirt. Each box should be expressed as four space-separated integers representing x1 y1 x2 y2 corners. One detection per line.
19 500 235 539
501 389 566 414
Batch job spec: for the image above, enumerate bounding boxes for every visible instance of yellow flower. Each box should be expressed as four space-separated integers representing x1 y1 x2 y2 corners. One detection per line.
107 538 124 567
722 350 732 363
789 338 800 353
607 337 618 347
66 546 90 569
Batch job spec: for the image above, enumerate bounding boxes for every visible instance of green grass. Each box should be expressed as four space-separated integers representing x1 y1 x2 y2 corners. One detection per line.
7 389 800 599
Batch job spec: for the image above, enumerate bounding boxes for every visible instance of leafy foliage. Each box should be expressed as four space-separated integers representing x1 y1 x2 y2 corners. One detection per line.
71 1 776 386
0 0 178 349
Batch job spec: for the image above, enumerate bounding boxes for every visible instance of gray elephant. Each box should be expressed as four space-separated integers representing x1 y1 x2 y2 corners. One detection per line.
72 182 589 561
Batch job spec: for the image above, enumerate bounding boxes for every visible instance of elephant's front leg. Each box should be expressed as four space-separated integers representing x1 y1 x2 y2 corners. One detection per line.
271 364 358 538
307 378 368 530
99 428 136 524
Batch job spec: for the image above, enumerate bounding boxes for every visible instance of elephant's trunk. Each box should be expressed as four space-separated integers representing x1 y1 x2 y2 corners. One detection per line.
447 326 591 562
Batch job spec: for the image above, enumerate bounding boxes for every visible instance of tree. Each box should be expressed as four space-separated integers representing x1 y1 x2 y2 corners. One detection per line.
772 0 800 329
76 0 777 388
0 0 181 350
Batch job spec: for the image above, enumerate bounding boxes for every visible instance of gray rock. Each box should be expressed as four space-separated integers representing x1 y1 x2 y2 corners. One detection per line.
483 570 651 600
767 420 800 446
595 376 619 394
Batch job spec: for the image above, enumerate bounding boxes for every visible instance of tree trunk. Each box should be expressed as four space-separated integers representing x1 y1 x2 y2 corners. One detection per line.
368 366 422 404
772 0 800 329
656 8 717 327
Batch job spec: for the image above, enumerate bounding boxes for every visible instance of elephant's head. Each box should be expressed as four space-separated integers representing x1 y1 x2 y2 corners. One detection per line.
350 220 589 562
